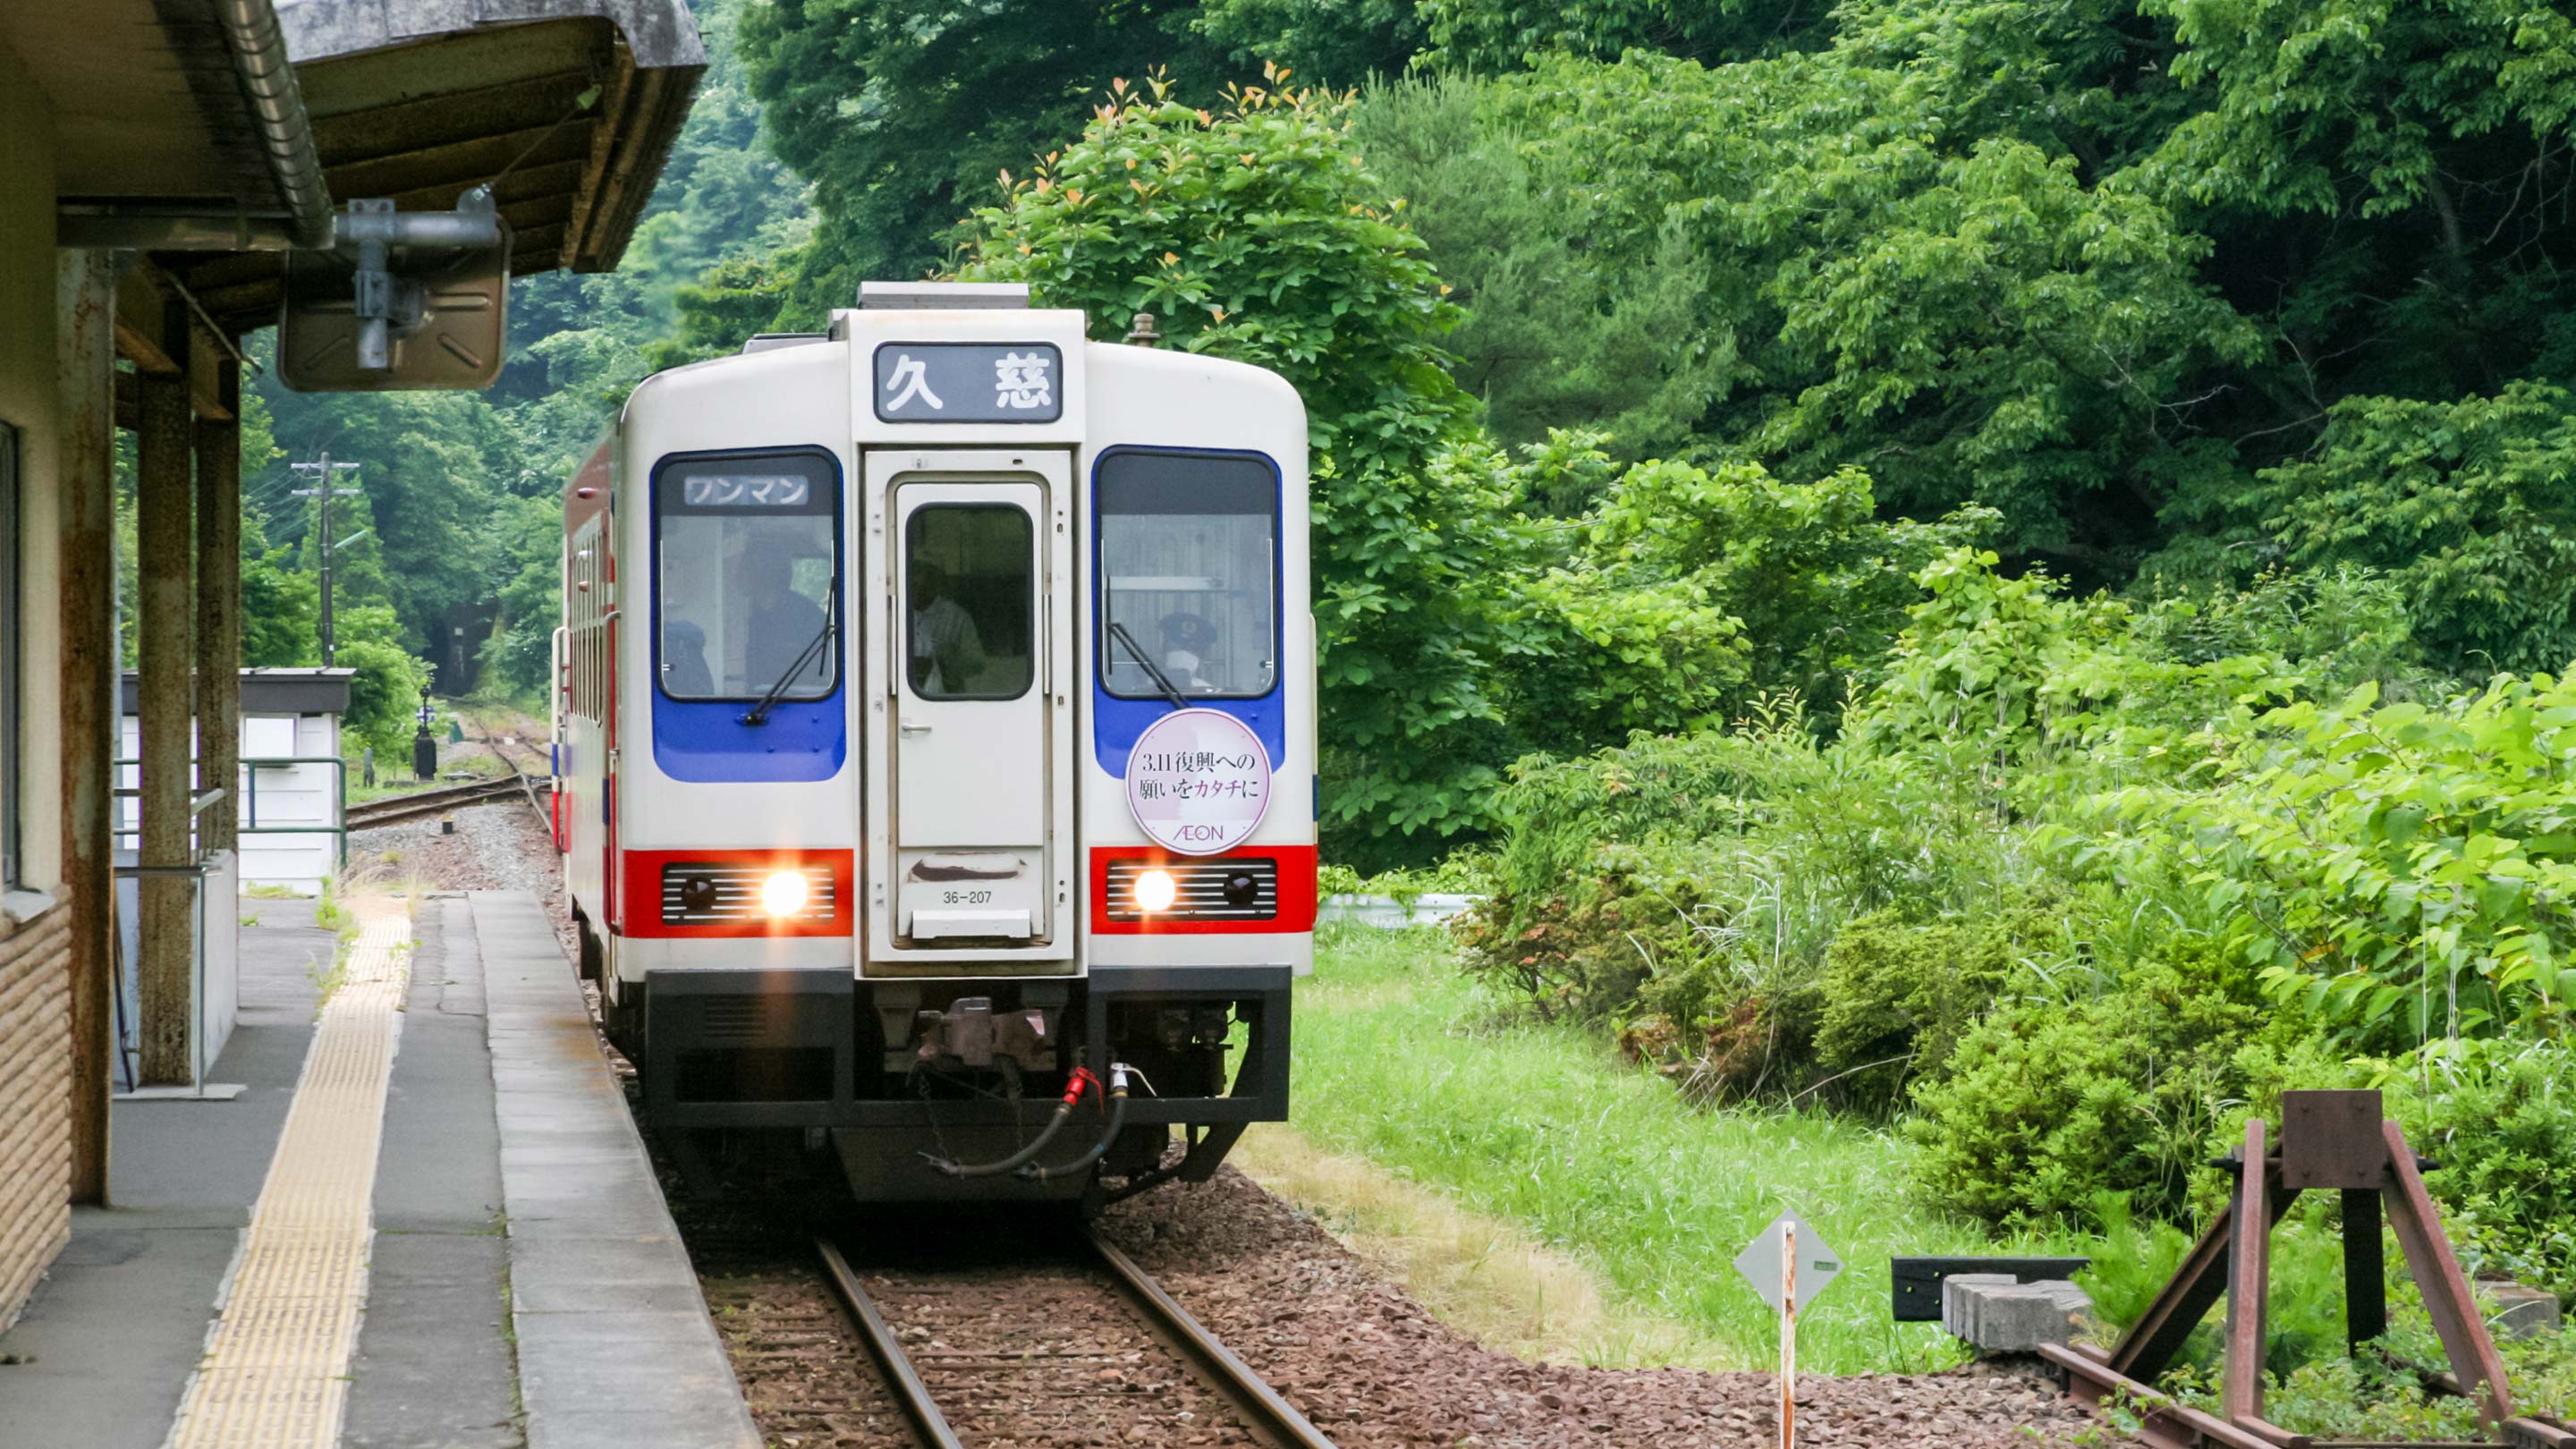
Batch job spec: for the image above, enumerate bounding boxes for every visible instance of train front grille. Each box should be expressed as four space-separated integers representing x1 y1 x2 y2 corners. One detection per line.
658 862 837 924
1104 858 1279 922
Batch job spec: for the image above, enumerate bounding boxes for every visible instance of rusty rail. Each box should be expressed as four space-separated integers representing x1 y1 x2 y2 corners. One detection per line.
810 1230 1339 1449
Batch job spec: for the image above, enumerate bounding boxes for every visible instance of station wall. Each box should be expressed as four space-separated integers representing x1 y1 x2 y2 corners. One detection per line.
0 30 74 1332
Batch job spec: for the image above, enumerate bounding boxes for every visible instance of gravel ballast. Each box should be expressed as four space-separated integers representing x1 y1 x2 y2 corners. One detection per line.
1098 1171 2109 1449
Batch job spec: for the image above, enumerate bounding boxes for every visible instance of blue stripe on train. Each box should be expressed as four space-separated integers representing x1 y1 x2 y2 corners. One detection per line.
651 692 846 782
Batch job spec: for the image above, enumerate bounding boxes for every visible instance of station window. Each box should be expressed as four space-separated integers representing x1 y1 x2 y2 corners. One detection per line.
1097 450 1277 700
0 421 18 889
904 504 1033 700
653 452 841 702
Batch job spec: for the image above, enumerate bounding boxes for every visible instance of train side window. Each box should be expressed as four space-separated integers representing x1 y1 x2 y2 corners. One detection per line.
904 504 1033 700
652 452 841 702
1097 450 1277 699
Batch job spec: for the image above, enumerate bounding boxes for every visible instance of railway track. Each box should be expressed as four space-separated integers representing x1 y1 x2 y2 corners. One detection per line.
346 733 552 831
816 1228 1341 1449
346 775 530 829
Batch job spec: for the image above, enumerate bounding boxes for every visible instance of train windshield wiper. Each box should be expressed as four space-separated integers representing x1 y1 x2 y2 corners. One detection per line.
741 584 837 726
1106 621 1188 710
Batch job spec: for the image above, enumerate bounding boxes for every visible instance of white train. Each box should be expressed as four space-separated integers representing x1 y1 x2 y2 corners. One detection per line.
552 283 1314 1202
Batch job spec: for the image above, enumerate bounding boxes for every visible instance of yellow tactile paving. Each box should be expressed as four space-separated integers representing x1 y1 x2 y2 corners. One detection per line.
165 904 411 1449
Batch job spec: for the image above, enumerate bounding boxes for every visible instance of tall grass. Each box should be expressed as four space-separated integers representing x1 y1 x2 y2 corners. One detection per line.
1286 924 2088 1372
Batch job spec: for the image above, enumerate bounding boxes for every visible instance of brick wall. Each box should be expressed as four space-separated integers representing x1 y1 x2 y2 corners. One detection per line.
0 902 72 1331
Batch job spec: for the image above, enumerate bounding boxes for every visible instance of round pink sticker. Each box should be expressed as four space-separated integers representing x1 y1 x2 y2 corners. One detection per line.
1124 708 1273 856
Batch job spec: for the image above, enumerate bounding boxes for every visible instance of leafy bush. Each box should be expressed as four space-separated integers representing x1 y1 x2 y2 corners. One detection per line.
1812 906 2049 1110
2111 671 2576 1049
1906 945 2287 1226
1317 850 1494 906
1456 689 2056 1099
2392 1038 2576 1297
1556 454 1993 720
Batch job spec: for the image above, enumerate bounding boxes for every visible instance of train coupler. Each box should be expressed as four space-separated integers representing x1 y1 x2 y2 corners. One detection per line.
908 995 1056 1072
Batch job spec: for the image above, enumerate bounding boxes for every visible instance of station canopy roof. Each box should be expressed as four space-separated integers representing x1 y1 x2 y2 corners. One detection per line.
15 0 703 337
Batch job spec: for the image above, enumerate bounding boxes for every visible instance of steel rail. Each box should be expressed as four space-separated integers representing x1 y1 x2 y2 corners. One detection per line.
810 1231 1338 1449
813 1235 967 1449
1085 1229 1342 1449
469 734 552 820
345 775 530 829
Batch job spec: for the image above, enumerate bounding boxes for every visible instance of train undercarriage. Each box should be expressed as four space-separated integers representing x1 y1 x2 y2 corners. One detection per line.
581 918 1289 1204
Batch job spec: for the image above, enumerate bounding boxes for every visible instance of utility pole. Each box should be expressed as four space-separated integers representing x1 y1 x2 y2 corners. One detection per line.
288 453 364 664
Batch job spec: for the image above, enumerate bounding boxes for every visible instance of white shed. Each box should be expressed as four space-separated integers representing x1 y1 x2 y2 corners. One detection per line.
120 668 352 894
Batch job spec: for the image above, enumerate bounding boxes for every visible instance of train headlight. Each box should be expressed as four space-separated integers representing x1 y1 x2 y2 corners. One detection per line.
760 869 810 918
1132 868 1179 913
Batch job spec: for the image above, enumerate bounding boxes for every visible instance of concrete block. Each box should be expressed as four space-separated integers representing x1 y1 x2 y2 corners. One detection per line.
2486 1280 2562 1339
1943 1274 2093 1354
1939 1274 2015 1342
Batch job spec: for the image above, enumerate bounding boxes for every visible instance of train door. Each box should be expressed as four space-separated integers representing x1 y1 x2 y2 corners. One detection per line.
861 449 1075 965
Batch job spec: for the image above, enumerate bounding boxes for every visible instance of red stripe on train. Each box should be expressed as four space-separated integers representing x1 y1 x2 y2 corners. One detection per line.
619 848 858 938
1087 844 1318 936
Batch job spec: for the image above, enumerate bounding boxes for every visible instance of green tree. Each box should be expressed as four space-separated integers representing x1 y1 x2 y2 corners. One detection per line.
238 506 319 668
333 604 433 755
1350 76 1733 464
1185 0 1426 80
2255 382 2576 675
736 0 1235 308
1498 49 2265 573
1420 0 1832 71
954 77 1538 860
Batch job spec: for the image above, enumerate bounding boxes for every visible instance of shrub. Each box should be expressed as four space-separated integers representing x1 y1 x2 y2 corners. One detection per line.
2113 671 2576 1048
1811 905 2051 1110
2390 1038 2576 1297
1907 944 2284 1226
1456 728 1763 1012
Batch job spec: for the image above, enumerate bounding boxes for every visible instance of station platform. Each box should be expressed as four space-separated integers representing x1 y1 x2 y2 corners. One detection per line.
0 891 758 1449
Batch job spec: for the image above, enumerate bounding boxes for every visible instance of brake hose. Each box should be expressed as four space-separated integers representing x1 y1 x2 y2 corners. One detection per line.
920 1066 1100 1179
1019 1064 1131 1182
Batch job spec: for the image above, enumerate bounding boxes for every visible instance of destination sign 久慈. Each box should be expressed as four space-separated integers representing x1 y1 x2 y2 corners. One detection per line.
873 342 1064 423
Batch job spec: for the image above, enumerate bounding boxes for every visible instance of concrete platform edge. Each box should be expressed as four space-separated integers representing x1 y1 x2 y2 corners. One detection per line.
470 891 760 1449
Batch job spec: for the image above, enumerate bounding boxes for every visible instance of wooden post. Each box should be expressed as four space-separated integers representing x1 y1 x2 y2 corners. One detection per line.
2222 1118 2271 1425
1779 1218 1797 1449
134 296 194 1087
194 357 240 857
56 249 118 1198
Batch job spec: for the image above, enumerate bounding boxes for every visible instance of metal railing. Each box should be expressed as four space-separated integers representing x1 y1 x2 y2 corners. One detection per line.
113 753 349 869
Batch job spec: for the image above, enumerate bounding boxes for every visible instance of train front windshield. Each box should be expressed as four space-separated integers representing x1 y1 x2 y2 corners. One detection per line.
654 452 841 701
1097 451 1278 699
